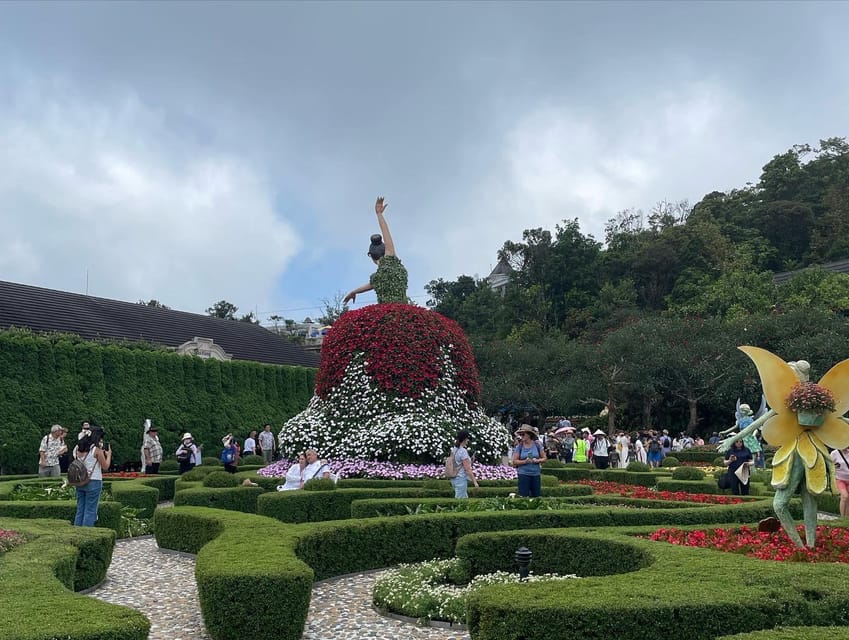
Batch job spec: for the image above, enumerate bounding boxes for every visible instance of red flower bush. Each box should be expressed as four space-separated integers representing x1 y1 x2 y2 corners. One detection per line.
316 304 480 404
644 525 849 562
578 480 743 505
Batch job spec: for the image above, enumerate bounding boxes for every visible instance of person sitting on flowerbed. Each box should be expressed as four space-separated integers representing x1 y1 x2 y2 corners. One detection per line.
303 449 333 484
277 453 307 491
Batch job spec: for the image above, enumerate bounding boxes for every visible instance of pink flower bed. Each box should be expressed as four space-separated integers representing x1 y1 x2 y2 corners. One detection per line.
258 458 518 481
0 528 28 553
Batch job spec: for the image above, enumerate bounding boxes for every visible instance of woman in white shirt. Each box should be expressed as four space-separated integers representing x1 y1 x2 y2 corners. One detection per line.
73 426 111 527
634 433 647 464
244 430 257 457
278 453 307 491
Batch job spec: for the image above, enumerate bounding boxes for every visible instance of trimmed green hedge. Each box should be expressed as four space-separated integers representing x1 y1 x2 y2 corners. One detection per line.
717 628 849 640
107 481 159 518
464 523 849 640
349 494 715 518
543 467 671 487
154 507 311 640
203 471 243 488
257 484 594 523
673 449 723 463
0 517 149 640
154 491 808 640
657 478 769 496
0 328 316 473
0 500 123 533
175 487 265 513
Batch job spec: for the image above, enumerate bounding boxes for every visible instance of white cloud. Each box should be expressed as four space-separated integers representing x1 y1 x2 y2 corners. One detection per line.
0 73 299 314
427 81 761 284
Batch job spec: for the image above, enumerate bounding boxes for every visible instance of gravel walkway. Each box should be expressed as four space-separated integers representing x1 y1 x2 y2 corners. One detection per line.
89 537 468 640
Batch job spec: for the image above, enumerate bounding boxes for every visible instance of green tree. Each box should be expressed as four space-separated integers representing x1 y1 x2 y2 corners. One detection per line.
138 299 170 310
206 300 239 320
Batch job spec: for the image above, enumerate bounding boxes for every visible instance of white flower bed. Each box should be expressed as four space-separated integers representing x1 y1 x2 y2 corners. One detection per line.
372 558 578 624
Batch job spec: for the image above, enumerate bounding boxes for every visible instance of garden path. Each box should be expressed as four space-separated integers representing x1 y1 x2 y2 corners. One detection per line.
89 537 468 640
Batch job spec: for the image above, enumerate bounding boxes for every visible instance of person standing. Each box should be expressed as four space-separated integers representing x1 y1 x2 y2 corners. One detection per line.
615 431 630 469
723 439 754 496
38 424 67 477
633 432 647 464
830 446 849 516
142 424 163 474
513 425 546 497
258 424 275 464
592 430 611 469
244 430 258 457
73 426 111 527
560 428 575 463
573 431 589 463
449 430 479 498
221 434 239 473
176 433 199 474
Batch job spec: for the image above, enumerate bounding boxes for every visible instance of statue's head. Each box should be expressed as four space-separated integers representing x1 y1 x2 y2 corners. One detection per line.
368 234 385 263
739 403 752 416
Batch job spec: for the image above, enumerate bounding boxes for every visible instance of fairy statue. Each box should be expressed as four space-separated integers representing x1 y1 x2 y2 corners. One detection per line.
720 346 849 548
344 196 408 305
720 397 768 468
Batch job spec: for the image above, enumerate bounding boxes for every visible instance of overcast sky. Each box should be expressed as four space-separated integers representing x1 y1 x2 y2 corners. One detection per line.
1 1 847 321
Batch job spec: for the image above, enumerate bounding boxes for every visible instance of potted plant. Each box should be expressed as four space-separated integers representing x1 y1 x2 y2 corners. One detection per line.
786 382 836 426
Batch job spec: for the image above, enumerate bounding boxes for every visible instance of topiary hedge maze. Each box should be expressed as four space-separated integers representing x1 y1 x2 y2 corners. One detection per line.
2 463 845 640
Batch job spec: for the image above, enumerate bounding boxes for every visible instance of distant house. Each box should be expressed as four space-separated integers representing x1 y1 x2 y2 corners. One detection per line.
487 258 512 296
773 258 849 285
0 280 320 368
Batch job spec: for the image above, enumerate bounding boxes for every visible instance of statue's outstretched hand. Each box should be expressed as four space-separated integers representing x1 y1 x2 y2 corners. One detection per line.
375 196 388 215
344 291 356 304
717 435 736 454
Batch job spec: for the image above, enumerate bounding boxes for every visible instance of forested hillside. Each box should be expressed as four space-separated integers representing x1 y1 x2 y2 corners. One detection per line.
426 138 849 433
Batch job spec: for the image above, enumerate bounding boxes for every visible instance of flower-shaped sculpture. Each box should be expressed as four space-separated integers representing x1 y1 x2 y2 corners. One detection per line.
740 346 849 495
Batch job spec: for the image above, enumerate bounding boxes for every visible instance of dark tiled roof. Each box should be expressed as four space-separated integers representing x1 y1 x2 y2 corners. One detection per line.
0 280 320 368
774 259 849 284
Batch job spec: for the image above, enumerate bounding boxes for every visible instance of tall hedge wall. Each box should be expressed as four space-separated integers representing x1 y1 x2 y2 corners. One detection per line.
0 330 316 473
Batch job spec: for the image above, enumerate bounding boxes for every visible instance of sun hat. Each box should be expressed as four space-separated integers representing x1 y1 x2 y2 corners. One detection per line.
581 427 590 433
593 429 606 436
516 424 538 438
148 425 158 431
181 432 193 441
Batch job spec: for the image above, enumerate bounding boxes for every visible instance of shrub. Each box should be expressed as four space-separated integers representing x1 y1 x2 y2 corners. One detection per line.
661 456 680 467
627 461 651 473
303 478 336 491
714 456 726 466
656 479 723 495
203 471 242 488
181 466 218 482
203 457 222 467
0 517 149 639
159 459 180 473
108 482 159 518
541 459 565 468
717 628 849 640
175 487 265 514
0 500 122 534
241 454 265 466
671 467 706 481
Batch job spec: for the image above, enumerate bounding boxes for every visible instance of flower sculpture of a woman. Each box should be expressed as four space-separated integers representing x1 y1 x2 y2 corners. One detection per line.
720 346 849 548
344 196 408 305
276 196 508 465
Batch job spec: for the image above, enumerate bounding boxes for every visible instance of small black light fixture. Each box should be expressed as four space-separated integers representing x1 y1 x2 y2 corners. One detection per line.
515 546 532 581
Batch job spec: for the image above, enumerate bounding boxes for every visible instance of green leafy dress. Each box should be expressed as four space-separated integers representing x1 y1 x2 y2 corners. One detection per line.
370 255 408 304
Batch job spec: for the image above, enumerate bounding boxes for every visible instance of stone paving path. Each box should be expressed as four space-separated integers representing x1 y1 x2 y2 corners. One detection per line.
89 536 468 640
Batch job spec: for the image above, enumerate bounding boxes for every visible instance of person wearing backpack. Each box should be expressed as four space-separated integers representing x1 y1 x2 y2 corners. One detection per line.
513 424 546 497
176 433 199 474
70 426 111 527
447 430 479 498
647 433 663 468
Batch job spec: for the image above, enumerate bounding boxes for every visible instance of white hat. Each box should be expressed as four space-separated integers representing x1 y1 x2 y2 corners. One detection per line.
181 433 193 441
581 427 591 433
593 429 606 436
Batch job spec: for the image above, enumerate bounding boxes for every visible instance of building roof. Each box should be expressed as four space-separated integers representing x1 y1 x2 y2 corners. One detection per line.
773 258 849 285
0 280 320 368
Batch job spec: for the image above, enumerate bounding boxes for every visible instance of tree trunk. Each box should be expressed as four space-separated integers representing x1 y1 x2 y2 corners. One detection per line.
687 394 698 433
642 397 653 430
607 398 616 431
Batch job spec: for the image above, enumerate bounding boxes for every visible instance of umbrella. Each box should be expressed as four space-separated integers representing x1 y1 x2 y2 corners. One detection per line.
554 426 574 435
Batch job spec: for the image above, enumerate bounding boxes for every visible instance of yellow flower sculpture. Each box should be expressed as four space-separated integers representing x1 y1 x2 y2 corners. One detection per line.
740 346 849 494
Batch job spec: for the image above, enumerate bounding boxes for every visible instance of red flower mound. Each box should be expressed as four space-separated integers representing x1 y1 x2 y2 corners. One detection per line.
644 525 849 562
578 480 744 505
315 303 481 402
